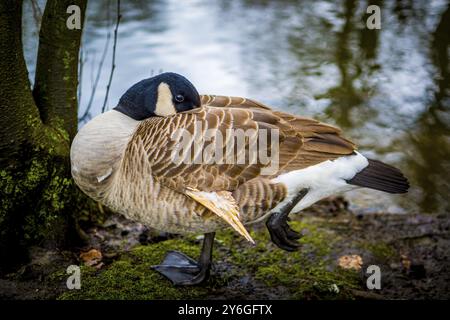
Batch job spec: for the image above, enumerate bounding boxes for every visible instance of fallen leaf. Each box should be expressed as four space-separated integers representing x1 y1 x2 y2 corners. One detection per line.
338 254 363 270
400 254 411 270
80 249 102 267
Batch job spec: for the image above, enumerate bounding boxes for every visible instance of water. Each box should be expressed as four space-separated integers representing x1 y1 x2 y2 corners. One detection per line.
23 0 450 215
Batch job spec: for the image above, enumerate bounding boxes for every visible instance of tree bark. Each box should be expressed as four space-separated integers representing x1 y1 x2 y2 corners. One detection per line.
0 0 41 167
0 0 92 273
33 0 87 140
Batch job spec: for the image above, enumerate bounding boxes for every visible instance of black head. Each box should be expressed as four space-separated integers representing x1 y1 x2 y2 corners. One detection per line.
114 72 201 120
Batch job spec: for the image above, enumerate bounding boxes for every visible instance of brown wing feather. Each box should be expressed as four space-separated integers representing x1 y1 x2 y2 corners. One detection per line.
201 95 356 172
129 97 356 194
271 110 355 171
129 106 302 192
201 94 272 110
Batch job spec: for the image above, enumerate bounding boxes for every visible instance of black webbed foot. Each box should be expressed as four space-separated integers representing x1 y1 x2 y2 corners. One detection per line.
266 213 301 251
285 217 301 240
266 188 308 251
151 232 215 286
151 251 210 285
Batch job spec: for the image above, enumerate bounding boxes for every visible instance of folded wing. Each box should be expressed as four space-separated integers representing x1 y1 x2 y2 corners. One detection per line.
125 96 356 240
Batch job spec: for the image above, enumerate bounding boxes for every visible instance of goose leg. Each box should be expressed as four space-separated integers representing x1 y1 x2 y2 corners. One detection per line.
266 188 308 251
152 232 215 286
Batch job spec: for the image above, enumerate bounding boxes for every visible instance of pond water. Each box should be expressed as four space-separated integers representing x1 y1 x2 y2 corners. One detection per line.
23 0 450 215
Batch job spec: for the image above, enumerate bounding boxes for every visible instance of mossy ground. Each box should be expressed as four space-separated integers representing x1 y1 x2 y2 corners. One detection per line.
57 213 363 300
1 201 448 300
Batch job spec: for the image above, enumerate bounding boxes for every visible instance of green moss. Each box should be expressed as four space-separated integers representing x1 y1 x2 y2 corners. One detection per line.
360 242 397 262
14 153 71 241
294 220 332 256
0 141 98 272
58 217 361 300
63 50 72 71
59 239 213 300
47 268 68 283
220 220 358 299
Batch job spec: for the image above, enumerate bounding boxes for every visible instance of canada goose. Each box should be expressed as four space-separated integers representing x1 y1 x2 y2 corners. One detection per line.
70 72 409 285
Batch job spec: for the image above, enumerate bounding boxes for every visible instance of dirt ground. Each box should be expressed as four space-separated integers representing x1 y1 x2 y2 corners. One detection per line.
0 197 449 300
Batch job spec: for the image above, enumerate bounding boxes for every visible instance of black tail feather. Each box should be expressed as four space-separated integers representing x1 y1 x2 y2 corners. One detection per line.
347 159 409 194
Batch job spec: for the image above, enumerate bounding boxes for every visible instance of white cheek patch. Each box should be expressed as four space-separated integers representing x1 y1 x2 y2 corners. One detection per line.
155 82 177 116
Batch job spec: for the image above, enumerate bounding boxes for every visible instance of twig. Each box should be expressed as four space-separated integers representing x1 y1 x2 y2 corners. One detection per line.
30 0 42 30
101 0 121 113
78 47 84 105
79 30 112 121
90 50 96 91
79 0 112 122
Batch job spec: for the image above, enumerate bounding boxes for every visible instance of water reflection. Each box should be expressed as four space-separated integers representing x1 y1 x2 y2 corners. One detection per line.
23 0 450 215
404 3 450 214
320 0 370 129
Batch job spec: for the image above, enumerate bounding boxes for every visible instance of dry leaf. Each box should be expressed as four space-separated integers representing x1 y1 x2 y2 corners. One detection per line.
80 249 102 267
401 254 411 270
338 254 363 270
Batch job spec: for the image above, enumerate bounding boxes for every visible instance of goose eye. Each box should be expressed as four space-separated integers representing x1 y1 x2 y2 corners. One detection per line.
175 94 184 103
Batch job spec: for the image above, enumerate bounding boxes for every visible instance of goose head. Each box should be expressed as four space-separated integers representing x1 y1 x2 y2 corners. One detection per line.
114 72 201 120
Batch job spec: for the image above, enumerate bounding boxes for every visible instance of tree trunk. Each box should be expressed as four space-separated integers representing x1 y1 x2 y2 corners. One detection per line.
33 0 87 140
0 0 92 273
